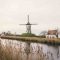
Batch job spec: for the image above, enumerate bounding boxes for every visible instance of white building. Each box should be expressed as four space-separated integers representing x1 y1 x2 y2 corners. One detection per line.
46 30 58 38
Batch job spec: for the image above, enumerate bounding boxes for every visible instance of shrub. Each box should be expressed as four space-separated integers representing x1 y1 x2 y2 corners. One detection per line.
21 33 36 37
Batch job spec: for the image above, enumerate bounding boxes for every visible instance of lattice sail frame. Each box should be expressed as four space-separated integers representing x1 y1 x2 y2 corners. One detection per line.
20 15 37 34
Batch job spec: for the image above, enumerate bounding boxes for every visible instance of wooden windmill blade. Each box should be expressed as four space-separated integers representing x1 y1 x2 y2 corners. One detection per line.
30 24 37 25
19 24 26 25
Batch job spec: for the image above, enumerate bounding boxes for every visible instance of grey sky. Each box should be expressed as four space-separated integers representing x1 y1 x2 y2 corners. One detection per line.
0 0 60 34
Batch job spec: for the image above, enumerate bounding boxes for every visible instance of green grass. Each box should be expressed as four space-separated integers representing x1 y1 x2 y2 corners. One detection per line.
1 35 60 46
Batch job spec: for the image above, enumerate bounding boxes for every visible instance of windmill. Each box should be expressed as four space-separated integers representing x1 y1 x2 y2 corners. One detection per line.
20 15 37 34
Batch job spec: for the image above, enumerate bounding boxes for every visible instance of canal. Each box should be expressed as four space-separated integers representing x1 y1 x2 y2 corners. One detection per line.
0 38 60 60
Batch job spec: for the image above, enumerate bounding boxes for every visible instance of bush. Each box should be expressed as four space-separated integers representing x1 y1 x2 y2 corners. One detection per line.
21 33 36 37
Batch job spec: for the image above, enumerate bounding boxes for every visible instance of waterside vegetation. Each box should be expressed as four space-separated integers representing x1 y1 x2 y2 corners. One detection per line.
1 35 60 46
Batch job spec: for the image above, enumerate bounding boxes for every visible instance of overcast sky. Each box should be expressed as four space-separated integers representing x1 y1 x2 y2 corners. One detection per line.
0 0 60 35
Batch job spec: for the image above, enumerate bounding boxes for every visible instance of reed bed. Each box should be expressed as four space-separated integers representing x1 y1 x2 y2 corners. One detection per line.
0 39 49 60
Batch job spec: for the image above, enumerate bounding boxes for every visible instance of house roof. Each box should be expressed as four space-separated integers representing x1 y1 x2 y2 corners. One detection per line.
48 30 58 35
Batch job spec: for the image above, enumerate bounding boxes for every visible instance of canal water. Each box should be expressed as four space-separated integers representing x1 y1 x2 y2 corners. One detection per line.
0 38 60 60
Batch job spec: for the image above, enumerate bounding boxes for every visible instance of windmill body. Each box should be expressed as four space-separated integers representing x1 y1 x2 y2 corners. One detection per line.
20 15 37 34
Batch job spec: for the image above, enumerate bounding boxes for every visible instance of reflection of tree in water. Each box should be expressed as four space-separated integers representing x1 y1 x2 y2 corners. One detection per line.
37 44 49 60
47 51 54 60
24 43 49 60
0 39 50 60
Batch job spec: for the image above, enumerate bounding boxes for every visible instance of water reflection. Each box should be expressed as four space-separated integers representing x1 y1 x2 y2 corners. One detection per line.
0 39 60 60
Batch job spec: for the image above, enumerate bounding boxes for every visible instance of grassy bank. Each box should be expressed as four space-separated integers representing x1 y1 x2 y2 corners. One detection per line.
1 35 60 46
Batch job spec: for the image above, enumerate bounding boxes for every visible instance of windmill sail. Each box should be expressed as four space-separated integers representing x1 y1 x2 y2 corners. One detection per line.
20 24 26 25
19 15 37 33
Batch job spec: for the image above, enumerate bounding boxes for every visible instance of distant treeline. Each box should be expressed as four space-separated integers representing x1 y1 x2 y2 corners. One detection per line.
0 32 46 38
